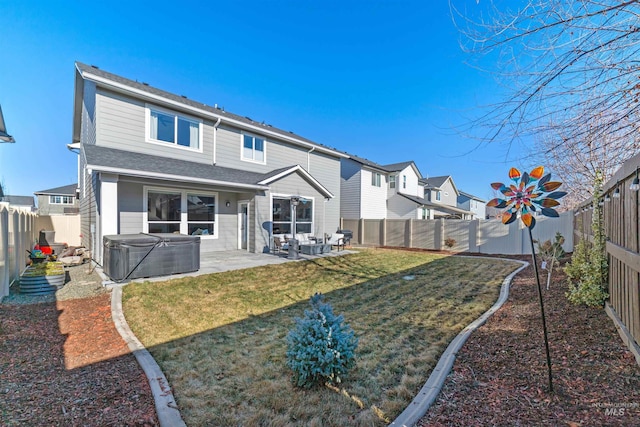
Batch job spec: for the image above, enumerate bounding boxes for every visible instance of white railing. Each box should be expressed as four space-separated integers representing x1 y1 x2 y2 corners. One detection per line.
0 202 37 300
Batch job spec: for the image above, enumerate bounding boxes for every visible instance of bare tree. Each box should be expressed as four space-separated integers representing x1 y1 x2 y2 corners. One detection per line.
537 109 639 209
450 0 640 181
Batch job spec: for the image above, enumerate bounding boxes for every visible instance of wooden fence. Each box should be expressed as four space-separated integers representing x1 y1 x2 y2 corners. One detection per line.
574 153 640 351
0 202 37 300
340 211 574 255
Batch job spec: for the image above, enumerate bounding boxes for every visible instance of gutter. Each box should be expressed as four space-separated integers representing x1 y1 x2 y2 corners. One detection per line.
307 146 315 172
212 117 221 165
85 163 270 191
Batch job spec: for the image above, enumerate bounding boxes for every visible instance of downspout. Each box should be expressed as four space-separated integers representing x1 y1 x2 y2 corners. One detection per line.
307 146 315 172
213 117 222 165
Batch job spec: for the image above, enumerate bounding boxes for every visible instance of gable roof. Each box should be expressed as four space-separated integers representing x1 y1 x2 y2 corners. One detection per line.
3 195 35 207
458 191 486 203
399 194 473 216
382 161 423 178
34 183 77 196
83 145 333 197
73 62 348 160
420 175 449 188
347 156 422 177
258 165 334 198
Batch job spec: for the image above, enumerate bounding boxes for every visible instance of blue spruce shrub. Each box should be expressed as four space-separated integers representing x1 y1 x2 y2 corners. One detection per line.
286 293 358 388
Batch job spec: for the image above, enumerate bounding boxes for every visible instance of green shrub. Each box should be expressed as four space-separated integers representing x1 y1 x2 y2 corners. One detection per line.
565 172 608 307
286 293 358 388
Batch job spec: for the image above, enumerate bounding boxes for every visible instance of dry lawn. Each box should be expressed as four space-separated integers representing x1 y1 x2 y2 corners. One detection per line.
122 249 520 426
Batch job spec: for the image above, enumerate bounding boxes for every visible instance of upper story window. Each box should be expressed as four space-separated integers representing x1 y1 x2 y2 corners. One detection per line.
436 190 442 201
50 195 74 205
146 106 202 151
403 175 407 189
389 175 396 189
371 172 381 187
242 133 266 163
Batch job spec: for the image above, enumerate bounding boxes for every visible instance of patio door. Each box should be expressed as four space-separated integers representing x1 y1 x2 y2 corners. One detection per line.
238 201 249 250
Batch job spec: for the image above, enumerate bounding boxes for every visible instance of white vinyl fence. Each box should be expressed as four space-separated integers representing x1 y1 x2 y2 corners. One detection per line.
341 211 574 255
0 202 37 300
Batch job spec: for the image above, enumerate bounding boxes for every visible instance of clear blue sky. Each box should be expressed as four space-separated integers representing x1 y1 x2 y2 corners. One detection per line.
0 1 531 204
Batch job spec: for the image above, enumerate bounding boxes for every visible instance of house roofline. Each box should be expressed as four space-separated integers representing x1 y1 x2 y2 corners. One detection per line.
258 165 335 199
85 164 270 191
76 65 349 159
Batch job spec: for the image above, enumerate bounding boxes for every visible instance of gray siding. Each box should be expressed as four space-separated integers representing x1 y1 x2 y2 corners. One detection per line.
36 195 78 216
118 181 143 234
269 172 340 238
95 89 214 164
387 194 420 220
82 80 97 146
340 159 362 219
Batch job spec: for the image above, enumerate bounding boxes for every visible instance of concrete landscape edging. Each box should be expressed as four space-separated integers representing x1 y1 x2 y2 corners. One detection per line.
110 286 186 427
389 257 529 427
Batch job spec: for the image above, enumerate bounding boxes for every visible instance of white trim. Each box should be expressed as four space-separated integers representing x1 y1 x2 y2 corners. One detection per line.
271 193 315 235
258 165 334 199
145 104 204 153
240 131 267 165
237 200 250 251
79 69 349 159
100 173 119 237
143 186 219 239
87 163 268 190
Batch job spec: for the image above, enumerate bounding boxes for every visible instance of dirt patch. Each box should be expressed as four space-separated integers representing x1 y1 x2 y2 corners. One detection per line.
419 257 640 426
1 287 158 425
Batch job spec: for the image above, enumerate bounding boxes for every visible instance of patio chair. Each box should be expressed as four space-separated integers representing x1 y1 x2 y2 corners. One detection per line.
273 236 288 254
326 233 345 251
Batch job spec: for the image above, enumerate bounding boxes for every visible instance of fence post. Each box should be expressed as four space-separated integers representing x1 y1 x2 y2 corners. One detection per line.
435 218 444 250
358 218 364 245
381 218 387 247
406 219 413 248
469 219 479 252
0 203 9 299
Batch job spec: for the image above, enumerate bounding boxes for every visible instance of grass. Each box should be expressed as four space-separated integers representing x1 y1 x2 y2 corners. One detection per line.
122 249 521 426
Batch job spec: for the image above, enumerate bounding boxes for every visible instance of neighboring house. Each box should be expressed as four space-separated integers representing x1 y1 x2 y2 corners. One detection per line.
71 62 347 264
34 183 79 215
340 157 427 220
420 176 473 219
2 195 35 212
457 191 486 220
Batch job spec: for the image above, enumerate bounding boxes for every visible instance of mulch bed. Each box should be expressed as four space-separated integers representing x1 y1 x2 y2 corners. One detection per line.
2 255 639 426
0 292 158 426
419 255 640 426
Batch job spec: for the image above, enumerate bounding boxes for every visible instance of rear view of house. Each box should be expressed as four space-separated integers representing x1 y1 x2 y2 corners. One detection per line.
71 63 345 264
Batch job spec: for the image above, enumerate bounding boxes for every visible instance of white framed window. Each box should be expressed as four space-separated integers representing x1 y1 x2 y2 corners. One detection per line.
403 175 407 189
436 190 442 201
241 133 266 163
50 195 74 205
389 175 396 189
272 195 314 234
144 187 218 238
371 172 381 187
146 105 203 151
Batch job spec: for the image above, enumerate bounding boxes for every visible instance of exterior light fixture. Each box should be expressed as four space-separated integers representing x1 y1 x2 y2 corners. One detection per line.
225 201 231 207
630 169 640 191
604 194 611 202
613 187 620 198
0 104 15 143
